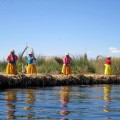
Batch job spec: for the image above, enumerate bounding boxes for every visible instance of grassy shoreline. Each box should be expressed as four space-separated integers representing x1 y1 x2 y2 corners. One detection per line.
1 54 120 75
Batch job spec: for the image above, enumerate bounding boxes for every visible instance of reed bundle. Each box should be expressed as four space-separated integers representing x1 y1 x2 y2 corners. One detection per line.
0 74 120 89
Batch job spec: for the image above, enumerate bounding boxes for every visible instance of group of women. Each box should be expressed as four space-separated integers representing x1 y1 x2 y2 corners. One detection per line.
5 50 112 75
6 50 37 75
5 50 73 75
61 54 112 75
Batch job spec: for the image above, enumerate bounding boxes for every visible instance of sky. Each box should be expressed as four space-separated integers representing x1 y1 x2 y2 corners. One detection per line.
0 0 120 60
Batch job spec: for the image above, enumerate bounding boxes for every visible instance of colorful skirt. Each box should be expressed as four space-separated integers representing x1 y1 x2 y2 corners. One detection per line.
26 64 37 74
104 64 111 75
61 64 72 75
6 63 18 75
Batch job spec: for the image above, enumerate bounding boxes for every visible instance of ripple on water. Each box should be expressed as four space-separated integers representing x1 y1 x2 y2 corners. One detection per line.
0 85 120 119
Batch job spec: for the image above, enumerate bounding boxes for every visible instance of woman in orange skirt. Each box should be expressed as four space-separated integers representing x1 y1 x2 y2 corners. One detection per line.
61 53 72 75
6 50 18 75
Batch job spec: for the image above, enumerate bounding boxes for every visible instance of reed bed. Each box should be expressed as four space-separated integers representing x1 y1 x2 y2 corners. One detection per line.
0 74 120 89
0 54 120 89
1 54 120 75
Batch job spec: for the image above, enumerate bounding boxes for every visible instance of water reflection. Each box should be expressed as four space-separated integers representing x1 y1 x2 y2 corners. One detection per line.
103 85 112 120
60 86 71 120
104 84 111 103
24 89 36 119
0 85 120 120
5 90 17 119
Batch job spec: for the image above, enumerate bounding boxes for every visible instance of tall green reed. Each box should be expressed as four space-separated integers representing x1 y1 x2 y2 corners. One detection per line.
0 53 120 75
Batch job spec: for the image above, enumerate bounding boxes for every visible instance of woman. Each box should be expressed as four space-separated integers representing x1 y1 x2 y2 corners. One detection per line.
104 56 112 75
61 53 72 75
6 50 18 75
26 52 37 74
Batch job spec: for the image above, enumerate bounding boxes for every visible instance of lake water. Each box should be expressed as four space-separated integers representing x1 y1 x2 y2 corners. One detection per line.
0 84 120 120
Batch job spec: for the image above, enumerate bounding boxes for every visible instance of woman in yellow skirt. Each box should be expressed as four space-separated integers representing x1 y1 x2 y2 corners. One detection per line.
6 50 18 75
61 53 72 75
26 52 37 74
104 56 112 75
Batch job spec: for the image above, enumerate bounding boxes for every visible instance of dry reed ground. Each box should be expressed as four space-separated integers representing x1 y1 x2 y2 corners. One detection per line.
0 73 120 89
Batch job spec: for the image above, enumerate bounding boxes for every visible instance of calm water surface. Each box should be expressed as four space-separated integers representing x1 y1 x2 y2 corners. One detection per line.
0 84 120 120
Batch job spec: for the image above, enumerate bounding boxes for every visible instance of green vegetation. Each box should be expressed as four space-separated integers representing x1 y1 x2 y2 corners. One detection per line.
1 53 120 75
72 54 96 74
0 60 7 72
